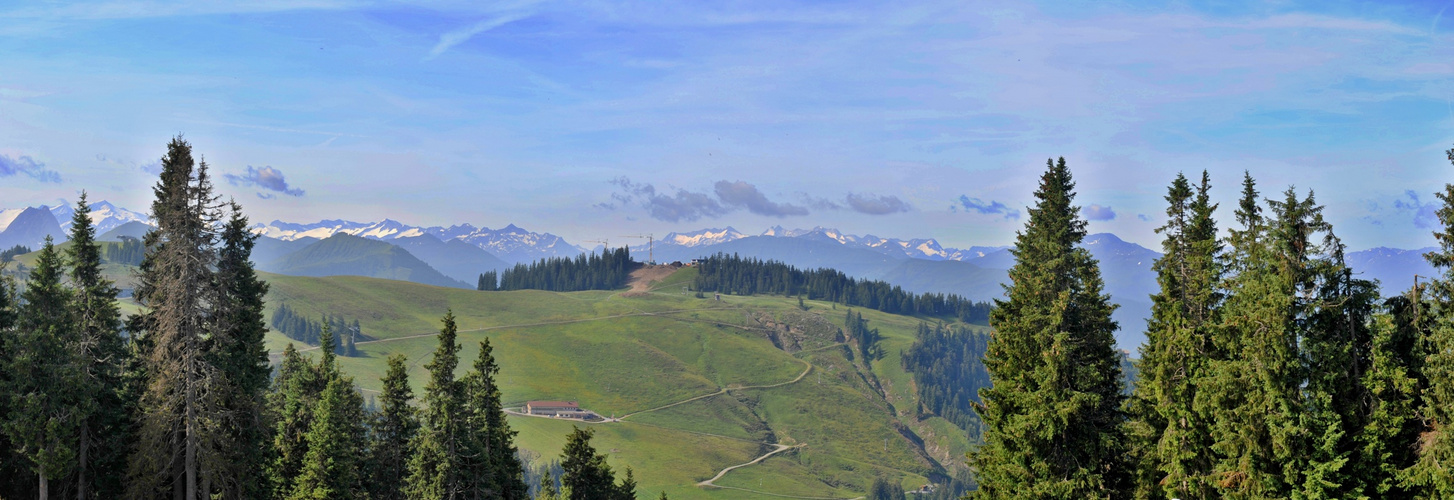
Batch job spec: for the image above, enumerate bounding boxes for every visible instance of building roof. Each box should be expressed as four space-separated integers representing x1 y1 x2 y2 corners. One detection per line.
526 400 579 408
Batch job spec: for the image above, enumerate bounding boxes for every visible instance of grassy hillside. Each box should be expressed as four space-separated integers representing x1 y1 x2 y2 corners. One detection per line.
263 267 985 499
263 233 469 289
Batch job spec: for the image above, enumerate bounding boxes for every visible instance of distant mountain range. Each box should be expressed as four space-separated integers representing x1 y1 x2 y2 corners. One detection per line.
1 201 1440 347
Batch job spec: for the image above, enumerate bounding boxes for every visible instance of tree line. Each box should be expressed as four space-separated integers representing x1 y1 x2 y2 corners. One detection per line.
901 321 991 437
0 138 658 500
971 152 1454 499
691 254 993 324
484 247 636 292
0 245 31 263
270 303 367 357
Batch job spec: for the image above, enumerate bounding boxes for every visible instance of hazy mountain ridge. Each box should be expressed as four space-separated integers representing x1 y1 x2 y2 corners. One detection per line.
3 201 1441 348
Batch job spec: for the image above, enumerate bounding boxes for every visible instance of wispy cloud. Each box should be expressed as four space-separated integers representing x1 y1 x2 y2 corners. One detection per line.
225 166 305 198
427 11 531 60
0 154 61 183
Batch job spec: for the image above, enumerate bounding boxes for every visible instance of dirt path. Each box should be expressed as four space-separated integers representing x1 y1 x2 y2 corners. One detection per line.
697 444 798 487
616 357 812 420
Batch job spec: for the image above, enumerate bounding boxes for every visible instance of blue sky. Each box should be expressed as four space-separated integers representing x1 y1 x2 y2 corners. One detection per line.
1 0 1451 250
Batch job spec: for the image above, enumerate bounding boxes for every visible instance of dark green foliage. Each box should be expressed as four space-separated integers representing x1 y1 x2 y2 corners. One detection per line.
406 311 468 499
3 238 82 498
0 245 30 263
370 354 418 500
867 477 906 500
266 344 325 498
1126 172 1221 500
843 310 882 362
970 158 1127 498
1405 146 1454 497
478 270 499 291
288 362 369 499
103 237 145 266
269 303 366 356
693 254 992 323
127 136 225 499
498 247 635 292
462 338 529 499
208 202 273 499
901 322 990 435
559 426 624 500
0 262 22 498
65 194 133 500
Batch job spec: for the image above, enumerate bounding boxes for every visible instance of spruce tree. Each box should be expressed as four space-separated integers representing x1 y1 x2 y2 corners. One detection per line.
462 338 529 498
370 354 418 500
4 238 81 500
560 426 617 500
1352 297 1422 497
0 260 25 498
128 136 224 499
265 343 324 498
406 310 468 499
288 327 368 500
1127 172 1221 499
970 157 1127 498
206 201 273 499
1405 146 1454 496
64 193 133 499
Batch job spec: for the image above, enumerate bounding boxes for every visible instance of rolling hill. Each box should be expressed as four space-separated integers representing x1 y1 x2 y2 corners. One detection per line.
391 234 510 285
261 233 469 289
259 268 985 499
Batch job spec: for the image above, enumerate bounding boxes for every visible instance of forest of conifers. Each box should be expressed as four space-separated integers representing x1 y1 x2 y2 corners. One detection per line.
691 254 993 324
970 151 1454 499
0 138 645 500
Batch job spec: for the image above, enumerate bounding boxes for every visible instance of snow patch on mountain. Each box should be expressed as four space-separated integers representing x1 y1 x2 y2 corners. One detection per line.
50 201 152 234
662 227 748 247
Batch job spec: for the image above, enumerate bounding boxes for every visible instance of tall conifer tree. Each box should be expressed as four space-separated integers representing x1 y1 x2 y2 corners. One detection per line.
4 238 81 500
288 325 369 499
128 136 224 499
462 338 529 498
206 201 272 499
65 193 133 499
971 157 1127 498
406 311 468 499
0 258 24 498
1127 171 1221 499
265 343 323 498
1405 146 1454 496
370 354 419 500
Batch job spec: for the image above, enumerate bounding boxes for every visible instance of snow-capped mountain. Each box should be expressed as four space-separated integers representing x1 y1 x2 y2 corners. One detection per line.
657 225 1006 262
250 219 583 264
0 207 66 250
660 227 749 247
51 200 151 234
0 208 25 233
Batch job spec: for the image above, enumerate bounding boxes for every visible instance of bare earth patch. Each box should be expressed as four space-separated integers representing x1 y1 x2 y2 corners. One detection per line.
621 265 679 296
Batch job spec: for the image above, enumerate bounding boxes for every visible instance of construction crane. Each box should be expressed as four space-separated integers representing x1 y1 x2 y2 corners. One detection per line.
620 234 654 264
579 239 609 254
